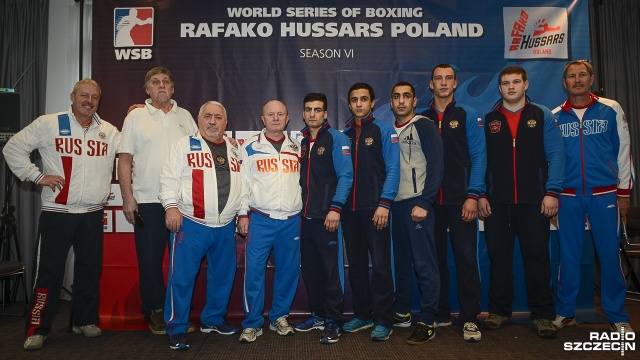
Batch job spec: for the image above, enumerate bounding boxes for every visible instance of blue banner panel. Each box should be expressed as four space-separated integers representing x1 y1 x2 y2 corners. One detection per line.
92 0 589 132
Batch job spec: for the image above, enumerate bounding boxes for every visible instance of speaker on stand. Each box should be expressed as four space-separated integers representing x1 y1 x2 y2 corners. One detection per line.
0 90 26 309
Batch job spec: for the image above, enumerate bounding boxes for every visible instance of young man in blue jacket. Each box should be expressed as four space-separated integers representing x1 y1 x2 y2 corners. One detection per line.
478 66 564 339
419 64 486 342
295 93 353 344
389 81 444 345
552 60 634 334
341 83 400 341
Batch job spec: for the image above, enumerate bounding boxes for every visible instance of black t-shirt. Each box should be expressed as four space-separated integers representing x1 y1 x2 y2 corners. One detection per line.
204 139 230 214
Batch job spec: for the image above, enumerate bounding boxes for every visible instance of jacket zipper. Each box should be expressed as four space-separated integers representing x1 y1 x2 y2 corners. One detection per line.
303 142 312 216
352 133 359 211
513 138 518 203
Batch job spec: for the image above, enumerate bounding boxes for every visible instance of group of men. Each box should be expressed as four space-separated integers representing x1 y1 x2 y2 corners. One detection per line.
3 60 634 351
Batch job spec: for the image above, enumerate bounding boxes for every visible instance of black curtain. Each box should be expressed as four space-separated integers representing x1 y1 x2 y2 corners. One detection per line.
590 0 640 206
590 0 640 286
0 0 49 296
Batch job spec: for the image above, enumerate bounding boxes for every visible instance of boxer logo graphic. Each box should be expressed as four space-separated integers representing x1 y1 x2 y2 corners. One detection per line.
114 7 154 60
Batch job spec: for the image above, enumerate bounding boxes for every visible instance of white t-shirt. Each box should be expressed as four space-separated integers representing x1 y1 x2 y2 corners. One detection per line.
118 99 198 203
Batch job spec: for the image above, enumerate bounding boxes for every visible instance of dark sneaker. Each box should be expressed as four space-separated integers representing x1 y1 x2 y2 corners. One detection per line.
393 312 412 327
463 322 481 342
295 314 325 332
320 320 341 344
406 322 435 345
370 325 393 342
269 315 294 336
532 318 557 339
23 335 46 350
552 315 576 329
201 321 239 335
72 324 102 337
239 328 263 343
169 333 189 351
611 322 634 334
434 317 452 327
484 313 510 330
342 318 374 333
146 308 166 335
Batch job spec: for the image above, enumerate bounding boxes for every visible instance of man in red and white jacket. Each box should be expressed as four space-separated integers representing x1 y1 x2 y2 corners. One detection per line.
3 79 120 350
159 101 242 350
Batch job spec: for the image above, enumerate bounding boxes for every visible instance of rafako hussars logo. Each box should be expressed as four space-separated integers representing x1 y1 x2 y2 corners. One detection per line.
503 7 568 59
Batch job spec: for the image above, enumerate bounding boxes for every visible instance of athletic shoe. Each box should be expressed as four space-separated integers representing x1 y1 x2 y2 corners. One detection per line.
393 312 412 327
23 335 46 350
72 324 102 337
484 313 510 330
146 308 166 335
463 322 481 342
270 315 294 336
342 318 374 333
611 322 634 334
187 322 196 333
434 317 452 327
532 318 558 339
552 315 576 329
201 321 239 335
239 328 263 343
320 320 340 344
294 314 325 332
370 325 393 342
169 333 189 350
406 322 435 345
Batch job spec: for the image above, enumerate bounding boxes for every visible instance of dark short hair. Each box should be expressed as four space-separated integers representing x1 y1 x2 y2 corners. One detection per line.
562 60 594 79
430 64 457 81
391 81 415 98
303 93 328 110
498 66 527 84
144 67 175 89
348 82 375 102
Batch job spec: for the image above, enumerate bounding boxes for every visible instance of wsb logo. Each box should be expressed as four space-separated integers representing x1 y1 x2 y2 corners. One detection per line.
113 7 154 60
564 331 636 356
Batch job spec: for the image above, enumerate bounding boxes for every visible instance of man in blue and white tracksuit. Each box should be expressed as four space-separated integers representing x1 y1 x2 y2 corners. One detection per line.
552 60 634 333
160 101 242 350
296 93 353 344
237 100 302 343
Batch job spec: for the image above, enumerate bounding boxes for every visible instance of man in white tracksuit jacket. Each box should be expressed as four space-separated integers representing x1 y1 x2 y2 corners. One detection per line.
3 79 120 351
159 101 242 350
236 100 302 343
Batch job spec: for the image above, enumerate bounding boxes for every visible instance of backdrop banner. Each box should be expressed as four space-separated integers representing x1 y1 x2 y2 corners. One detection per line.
92 0 592 329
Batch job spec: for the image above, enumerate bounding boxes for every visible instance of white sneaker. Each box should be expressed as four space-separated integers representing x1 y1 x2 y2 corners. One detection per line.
552 315 576 329
611 322 634 334
23 335 46 350
239 328 263 343
463 322 481 342
269 315 294 336
72 324 102 337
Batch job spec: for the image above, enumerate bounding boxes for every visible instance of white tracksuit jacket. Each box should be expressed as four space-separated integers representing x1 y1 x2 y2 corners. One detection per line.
159 131 242 227
2 109 120 213
238 129 302 220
